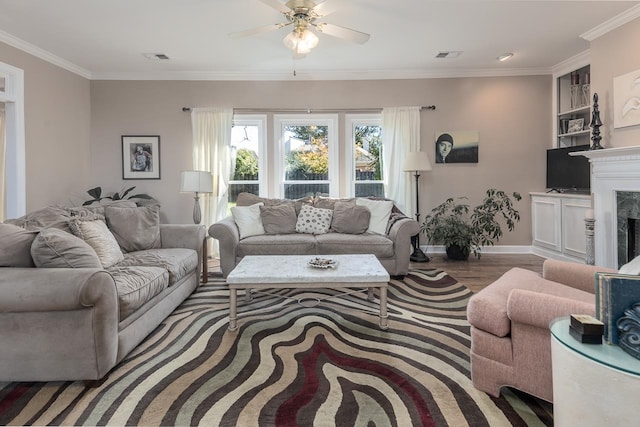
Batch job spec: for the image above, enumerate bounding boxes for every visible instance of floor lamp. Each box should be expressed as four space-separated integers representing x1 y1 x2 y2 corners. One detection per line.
403 152 433 262
180 170 213 224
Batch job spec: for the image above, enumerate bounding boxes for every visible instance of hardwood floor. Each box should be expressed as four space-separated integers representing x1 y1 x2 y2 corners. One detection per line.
411 253 545 293
207 253 546 294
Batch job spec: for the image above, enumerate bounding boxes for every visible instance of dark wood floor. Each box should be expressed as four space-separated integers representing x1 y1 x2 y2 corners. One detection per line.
411 253 545 293
208 253 546 294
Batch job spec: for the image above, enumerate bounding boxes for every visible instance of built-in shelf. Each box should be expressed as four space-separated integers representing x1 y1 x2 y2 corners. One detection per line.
558 129 590 138
558 105 590 117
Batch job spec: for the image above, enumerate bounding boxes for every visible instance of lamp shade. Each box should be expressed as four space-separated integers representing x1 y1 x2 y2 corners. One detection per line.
403 152 432 172
180 170 213 193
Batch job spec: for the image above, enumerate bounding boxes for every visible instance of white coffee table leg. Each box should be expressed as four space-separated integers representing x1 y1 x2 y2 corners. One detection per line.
379 286 388 330
367 287 374 301
229 288 238 331
245 288 252 302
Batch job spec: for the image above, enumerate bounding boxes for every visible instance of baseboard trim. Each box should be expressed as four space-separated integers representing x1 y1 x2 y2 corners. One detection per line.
423 245 535 255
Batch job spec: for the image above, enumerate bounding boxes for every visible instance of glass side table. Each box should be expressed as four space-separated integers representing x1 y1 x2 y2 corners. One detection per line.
550 316 640 427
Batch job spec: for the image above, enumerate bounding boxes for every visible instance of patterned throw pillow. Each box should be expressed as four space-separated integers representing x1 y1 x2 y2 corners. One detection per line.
295 204 333 235
69 218 124 268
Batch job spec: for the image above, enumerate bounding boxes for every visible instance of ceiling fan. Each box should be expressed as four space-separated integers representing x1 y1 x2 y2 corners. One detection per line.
230 0 370 57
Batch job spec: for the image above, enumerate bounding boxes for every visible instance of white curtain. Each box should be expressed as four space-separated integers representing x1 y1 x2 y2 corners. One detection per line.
191 107 233 257
381 106 421 215
0 105 5 222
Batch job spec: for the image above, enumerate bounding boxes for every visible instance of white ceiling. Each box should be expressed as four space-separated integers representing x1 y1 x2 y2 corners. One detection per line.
0 0 638 81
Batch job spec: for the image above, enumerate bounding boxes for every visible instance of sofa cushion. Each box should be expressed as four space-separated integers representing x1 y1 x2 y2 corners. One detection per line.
106 265 168 321
236 192 312 215
231 202 266 239
104 205 161 252
467 267 595 338
237 234 316 257
116 248 198 285
30 228 102 268
331 202 371 234
315 232 394 258
0 224 38 267
356 198 393 235
313 196 355 210
69 218 124 268
5 206 73 232
260 204 297 234
296 204 333 235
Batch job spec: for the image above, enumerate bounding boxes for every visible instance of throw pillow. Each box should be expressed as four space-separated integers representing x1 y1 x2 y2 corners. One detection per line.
260 204 297 234
104 205 161 252
0 223 38 267
314 197 355 210
619 255 640 275
355 198 394 235
331 201 371 234
296 204 333 235
236 192 312 215
69 218 124 268
231 202 266 239
31 228 102 268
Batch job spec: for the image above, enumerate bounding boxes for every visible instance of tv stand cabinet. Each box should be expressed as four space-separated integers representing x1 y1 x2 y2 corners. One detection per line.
530 192 591 262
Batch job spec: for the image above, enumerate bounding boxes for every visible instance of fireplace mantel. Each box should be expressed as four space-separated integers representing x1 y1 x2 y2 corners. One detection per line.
574 146 640 268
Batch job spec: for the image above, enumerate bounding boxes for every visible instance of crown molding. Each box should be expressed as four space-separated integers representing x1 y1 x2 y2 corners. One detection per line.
91 66 552 82
0 30 91 79
551 50 590 77
580 4 640 41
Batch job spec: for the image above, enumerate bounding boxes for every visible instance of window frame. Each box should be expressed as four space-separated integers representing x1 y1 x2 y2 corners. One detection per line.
274 114 339 198
229 114 267 199
344 113 383 198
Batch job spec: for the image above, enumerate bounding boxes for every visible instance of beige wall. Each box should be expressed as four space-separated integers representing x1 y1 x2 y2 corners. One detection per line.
91 76 551 244
590 16 640 148
0 42 91 211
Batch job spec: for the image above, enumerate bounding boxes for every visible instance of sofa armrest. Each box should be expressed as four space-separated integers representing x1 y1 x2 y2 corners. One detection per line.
507 288 595 330
160 224 206 252
542 259 616 294
387 216 419 254
0 268 117 312
209 216 240 277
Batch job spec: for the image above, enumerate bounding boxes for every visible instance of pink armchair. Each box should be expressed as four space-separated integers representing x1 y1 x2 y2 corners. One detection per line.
466 259 616 402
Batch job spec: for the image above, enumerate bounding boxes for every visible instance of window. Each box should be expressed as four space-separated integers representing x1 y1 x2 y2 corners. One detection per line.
274 114 338 199
345 114 384 197
229 115 266 208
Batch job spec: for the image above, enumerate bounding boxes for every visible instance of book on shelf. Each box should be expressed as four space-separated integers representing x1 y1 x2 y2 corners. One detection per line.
595 273 640 344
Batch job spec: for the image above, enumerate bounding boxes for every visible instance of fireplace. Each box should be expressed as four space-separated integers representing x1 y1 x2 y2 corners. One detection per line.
617 191 640 268
578 146 640 269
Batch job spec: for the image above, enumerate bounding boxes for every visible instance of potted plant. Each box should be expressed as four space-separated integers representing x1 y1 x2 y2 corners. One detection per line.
83 186 154 206
421 188 522 260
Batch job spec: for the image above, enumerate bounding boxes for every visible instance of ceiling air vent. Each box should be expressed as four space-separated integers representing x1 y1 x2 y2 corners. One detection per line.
143 53 170 60
435 51 462 59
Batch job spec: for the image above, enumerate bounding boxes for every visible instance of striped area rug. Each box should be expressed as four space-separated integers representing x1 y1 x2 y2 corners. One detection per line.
0 269 552 426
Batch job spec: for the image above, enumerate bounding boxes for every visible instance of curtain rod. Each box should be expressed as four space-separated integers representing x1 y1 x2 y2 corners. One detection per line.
181 106 436 113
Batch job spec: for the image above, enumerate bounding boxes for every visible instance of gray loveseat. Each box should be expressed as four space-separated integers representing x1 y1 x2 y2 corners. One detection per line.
0 203 205 382
209 193 419 278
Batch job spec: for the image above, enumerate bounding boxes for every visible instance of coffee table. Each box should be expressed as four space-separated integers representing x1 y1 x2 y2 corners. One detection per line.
225 254 390 331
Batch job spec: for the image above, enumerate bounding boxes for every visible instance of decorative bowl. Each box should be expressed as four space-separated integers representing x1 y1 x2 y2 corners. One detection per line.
308 257 337 269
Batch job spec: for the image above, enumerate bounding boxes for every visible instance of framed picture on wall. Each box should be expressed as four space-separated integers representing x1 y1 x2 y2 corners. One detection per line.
121 135 161 180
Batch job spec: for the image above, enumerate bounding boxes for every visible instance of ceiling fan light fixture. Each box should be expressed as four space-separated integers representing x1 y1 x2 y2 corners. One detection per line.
283 27 319 54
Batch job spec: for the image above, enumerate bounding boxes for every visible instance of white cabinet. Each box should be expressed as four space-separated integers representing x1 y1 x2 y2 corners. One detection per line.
531 193 591 262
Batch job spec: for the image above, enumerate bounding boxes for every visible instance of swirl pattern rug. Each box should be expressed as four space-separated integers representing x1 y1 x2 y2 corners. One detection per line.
0 269 552 426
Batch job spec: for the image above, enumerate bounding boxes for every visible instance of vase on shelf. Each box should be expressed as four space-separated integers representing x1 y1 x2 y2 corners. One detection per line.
581 84 590 108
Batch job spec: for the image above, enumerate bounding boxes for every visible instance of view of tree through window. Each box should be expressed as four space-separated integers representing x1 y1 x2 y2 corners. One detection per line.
354 125 384 197
283 124 330 199
229 122 260 206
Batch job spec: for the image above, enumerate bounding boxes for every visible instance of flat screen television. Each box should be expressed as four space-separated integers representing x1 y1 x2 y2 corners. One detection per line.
546 144 591 192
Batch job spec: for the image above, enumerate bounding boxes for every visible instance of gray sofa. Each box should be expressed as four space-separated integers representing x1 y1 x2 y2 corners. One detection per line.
0 203 205 382
209 193 419 278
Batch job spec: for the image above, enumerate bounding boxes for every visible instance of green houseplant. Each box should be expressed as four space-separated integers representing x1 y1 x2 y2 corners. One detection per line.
83 186 154 206
421 189 522 260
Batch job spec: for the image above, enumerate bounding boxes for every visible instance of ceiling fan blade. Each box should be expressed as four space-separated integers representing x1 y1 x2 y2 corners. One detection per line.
229 23 287 39
314 23 370 44
311 0 338 17
258 0 291 14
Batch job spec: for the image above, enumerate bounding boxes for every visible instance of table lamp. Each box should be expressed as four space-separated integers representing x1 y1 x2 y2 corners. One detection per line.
180 170 213 224
403 152 433 262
